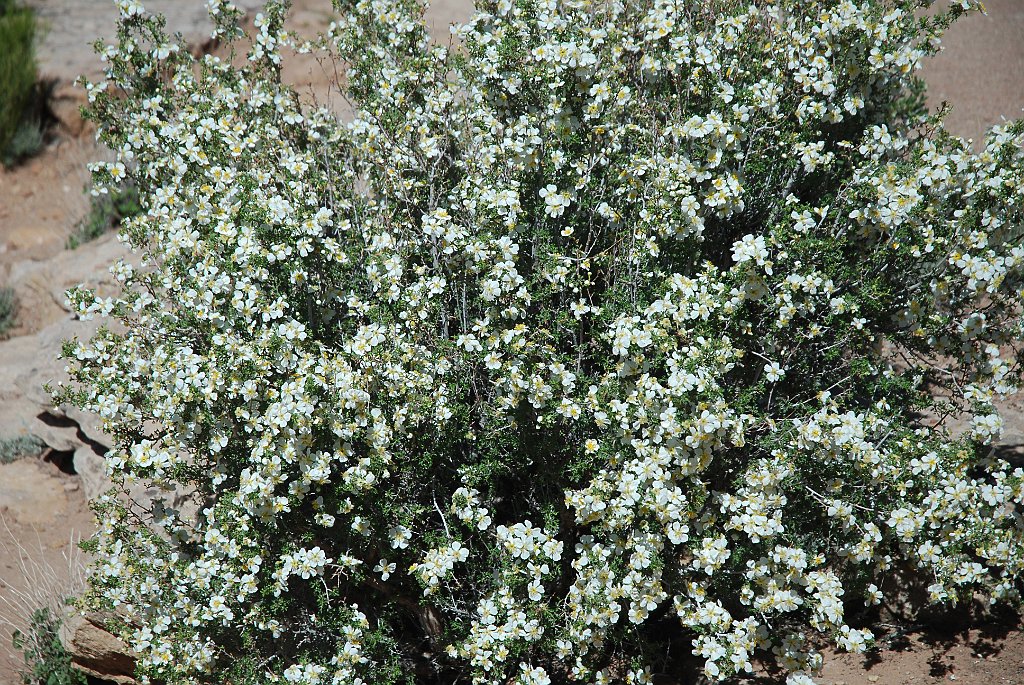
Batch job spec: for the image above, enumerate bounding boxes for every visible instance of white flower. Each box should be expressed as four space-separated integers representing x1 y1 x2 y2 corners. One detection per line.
374 558 397 581
764 361 785 383
389 525 412 549
538 184 570 218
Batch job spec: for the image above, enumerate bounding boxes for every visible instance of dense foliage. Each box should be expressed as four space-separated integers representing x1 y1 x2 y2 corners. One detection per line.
0 0 39 164
61 1 1024 683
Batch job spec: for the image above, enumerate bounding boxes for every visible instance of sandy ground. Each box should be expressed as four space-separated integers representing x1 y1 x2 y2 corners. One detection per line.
0 460 91 685
0 1 1022 684
919 0 1024 144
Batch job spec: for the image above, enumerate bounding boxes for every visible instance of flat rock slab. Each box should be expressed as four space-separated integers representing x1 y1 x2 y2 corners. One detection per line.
0 457 75 527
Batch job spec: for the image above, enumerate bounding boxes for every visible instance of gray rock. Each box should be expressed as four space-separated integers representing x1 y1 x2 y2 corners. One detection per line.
7 231 129 336
0 235 124 500
73 443 110 502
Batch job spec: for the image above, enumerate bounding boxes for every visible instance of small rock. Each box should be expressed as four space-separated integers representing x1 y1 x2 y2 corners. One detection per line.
48 83 90 137
60 610 138 685
868 677 879 683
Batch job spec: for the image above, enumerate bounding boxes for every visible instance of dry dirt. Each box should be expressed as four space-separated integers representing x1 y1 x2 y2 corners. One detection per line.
0 1 1021 684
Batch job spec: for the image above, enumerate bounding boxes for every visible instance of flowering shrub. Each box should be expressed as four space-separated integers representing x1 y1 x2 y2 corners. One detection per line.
59 0 1024 683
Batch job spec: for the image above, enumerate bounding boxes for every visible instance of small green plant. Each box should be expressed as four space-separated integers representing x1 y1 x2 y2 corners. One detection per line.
66 183 142 249
0 434 45 464
0 0 39 165
0 285 18 339
3 116 44 165
11 607 87 685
